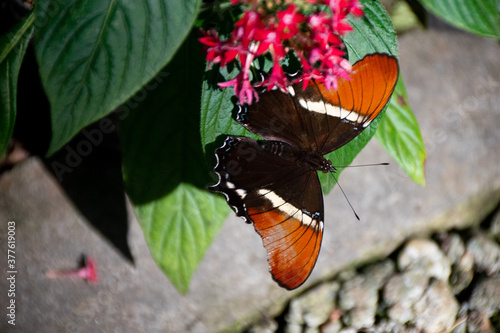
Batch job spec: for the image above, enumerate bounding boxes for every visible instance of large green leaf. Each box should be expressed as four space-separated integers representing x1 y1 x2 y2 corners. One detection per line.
375 78 426 185
35 0 201 155
121 32 228 293
133 183 228 294
0 12 34 157
418 0 500 38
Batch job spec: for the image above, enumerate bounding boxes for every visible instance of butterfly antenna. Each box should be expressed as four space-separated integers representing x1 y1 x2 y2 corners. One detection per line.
330 172 360 221
335 162 389 169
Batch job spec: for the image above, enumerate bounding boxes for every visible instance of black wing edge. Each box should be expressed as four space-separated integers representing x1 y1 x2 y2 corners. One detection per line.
208 136 250 222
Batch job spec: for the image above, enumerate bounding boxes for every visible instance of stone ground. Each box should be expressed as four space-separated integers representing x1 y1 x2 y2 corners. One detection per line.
245 213 500 333
0 15 500 333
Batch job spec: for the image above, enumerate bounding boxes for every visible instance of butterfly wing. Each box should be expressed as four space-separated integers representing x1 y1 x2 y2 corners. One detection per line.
210 136 323 289
238 53 399 155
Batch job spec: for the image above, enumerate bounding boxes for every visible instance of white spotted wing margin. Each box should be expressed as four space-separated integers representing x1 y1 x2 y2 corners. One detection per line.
209 135 325 289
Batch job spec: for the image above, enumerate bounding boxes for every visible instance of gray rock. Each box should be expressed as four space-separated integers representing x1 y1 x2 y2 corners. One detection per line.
490 210 500 241
387 301 415 325
304 327 320 333
439 233 466 264
287 299 306 327
338 275 377 311
284 323 302 333
452 304 469 333
469 277 500 317
342 306 376 330
338 328 357 333
286 282 340 329
361 260 396 289
467 310 493 333
247 318 278 333
466 234 500 275
320 309 342 333
365 320 420 333
398 238 451 281
383 271 430 324
413 279 459 332
321 322 341 333
338 274 379 329
336 269 357 283
383 272 428 306
449 252 475 294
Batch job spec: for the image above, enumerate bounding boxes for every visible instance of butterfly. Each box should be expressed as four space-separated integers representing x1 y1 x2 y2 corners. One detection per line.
210 53 399 289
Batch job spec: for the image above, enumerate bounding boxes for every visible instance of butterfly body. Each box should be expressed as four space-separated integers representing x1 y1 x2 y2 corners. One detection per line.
211 54 399 289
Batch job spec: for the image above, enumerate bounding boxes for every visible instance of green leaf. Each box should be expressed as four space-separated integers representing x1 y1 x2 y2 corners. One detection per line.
319 0 399 192
133 183 229 294
121 32 228 293
200 65 259 155
0 12 34 157
375 78 426 185
35 0 202 155
418 0 500 38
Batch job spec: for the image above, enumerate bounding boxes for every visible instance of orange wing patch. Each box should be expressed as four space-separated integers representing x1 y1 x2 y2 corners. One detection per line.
317 53 399 122
248 203 323 290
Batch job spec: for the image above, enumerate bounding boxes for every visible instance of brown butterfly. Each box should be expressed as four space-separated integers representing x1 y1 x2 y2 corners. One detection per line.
210 53 399 289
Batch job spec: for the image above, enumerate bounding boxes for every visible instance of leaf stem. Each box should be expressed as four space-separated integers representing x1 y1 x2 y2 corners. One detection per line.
0 11 35 65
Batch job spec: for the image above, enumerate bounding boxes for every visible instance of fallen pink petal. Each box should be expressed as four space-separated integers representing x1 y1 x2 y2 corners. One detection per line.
45 257 98 283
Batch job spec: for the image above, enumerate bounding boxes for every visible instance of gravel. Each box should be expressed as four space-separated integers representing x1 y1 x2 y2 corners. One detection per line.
243 209 500 333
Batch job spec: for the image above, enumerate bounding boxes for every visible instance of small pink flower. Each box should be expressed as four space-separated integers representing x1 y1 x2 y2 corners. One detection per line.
234 11 263 48
263 60 288 92
308 13 329 33
46 257 98 283
199 0 365 105
276 5 304 39
254 29 285 58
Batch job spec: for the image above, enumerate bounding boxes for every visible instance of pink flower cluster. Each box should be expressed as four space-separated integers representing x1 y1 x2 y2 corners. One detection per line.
199 0 364 105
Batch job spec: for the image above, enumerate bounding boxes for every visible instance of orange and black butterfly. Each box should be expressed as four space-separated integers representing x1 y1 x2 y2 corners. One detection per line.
210 53 399 289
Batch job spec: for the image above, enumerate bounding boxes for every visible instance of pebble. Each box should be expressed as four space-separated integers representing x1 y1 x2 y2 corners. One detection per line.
365 320 420 333
397 238 451 281
383 272 428 306
386 301 414 324
338 328 356 333
413 279 459 332
246 318 277 333
467 310 493 333
439 232 465 264
453 304 469 333
469 276 500 317
361 260 395 289
338 275 378 329
284 323 302 333
490 209 500 240
320 309 342 333
286 281 339 329
341 306 376 329
449 252 475 294
466 233 500 275
251 228 500 333
338 275 377 312
383 271 429 324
